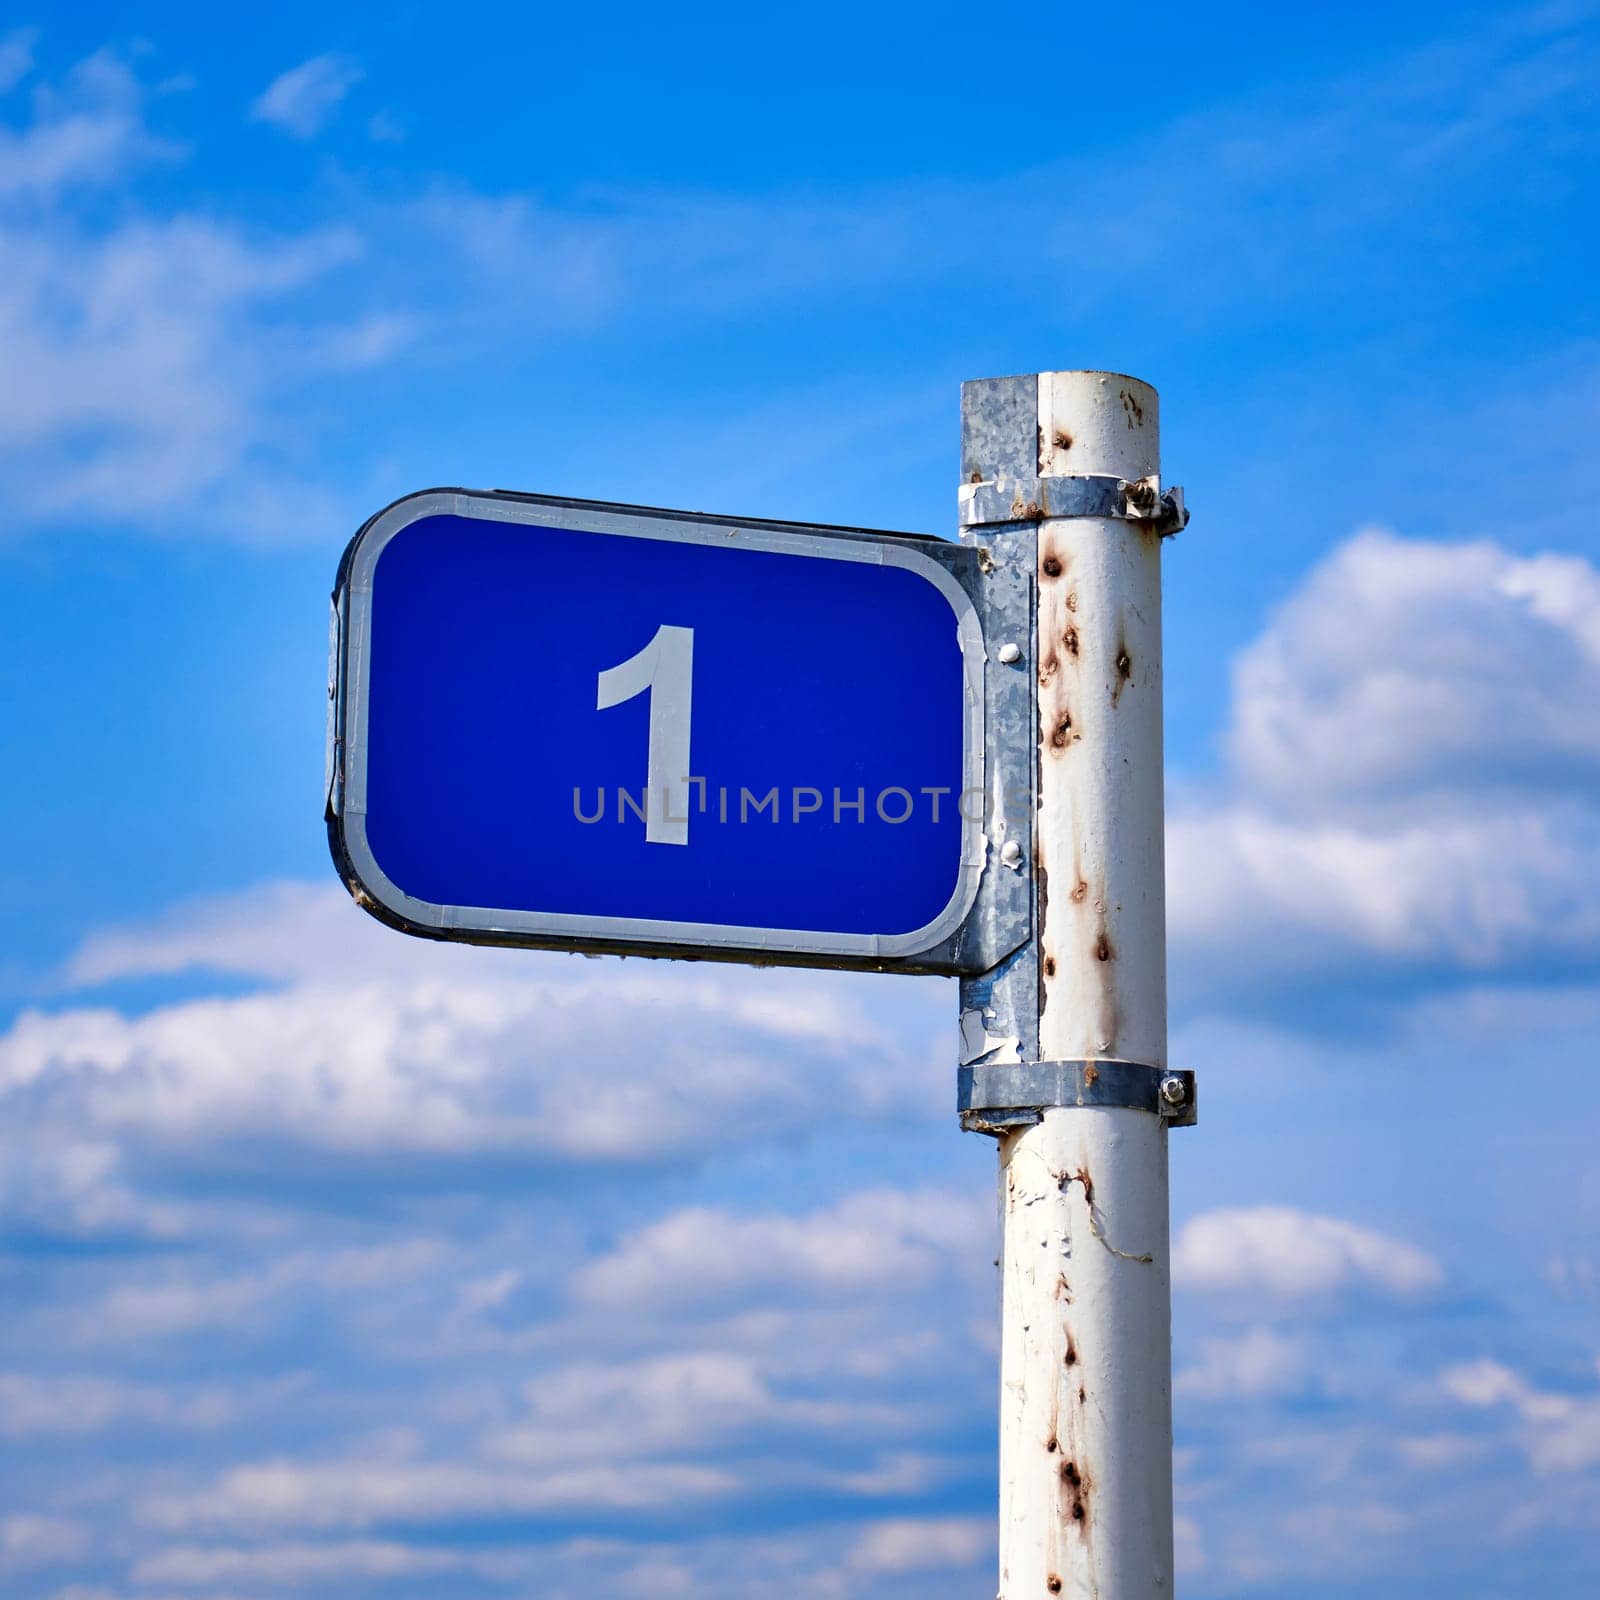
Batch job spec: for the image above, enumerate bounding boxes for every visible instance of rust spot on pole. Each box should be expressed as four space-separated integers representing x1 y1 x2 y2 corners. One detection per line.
1054 429 1073 451
1036 854 1051 1028
1050 714 1073 750
1043 955 1057 978
1064 625 1079 658
1094 930 1114 963
1042 554 1063 579
1061 1458 1090 1523
1112 634 1133 704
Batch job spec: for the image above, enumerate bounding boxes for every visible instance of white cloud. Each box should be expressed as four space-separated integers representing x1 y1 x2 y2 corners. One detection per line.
1175 1326 1311 1400
0 881 940 1210
250 55 363 139
1170 803 1600 971
0 1513 88 1566
1214 1498 1414 1588
844 1516 989 1573
65 883 925 1057
305 309 418 368
0 49 410 541
0 47 173 196
0 1373 234 1435
1546 1251 1600 1303
144 1450 738 1532
0 214 361 522
66 880 375 988
0 970 922 1178
116 1178 990 1555
572 1189 988 1311
75 1240 446 1342
135 1525 991 1597
1170 530 1600 994
1225 530 1600 811
1174 1512 1204 1578
487 1350 907 1468
1442 1358 1600 1473
1394 1430 1493 1471
134 1539 484 1585
501 1353 793 1456
0 28 37 96
1174 1206 1443 1304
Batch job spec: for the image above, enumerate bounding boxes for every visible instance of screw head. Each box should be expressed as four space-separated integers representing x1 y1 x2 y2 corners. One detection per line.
1122 477 1159 516
997 641 1022 665
999 839 1023 868
1159 1074 1188 1108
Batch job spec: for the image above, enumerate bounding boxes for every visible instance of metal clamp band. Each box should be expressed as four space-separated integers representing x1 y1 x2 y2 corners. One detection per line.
958 473 1189 537
958 1059 1197 1135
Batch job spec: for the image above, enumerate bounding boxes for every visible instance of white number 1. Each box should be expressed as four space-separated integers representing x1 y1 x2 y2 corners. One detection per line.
596 625 694 846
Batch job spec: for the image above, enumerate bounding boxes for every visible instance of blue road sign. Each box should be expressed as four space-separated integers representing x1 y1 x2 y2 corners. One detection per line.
327 491 994 971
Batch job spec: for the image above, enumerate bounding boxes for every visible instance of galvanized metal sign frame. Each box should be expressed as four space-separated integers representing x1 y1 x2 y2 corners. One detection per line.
326 489 1031 975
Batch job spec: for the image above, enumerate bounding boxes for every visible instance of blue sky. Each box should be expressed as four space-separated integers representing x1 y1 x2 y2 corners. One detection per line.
1 3 1598 1595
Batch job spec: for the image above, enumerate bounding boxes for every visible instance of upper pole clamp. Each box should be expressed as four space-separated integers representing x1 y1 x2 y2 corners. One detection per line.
959 473 1189 536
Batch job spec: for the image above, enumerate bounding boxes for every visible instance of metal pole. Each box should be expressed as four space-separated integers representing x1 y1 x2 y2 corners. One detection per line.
958 372 1181 1598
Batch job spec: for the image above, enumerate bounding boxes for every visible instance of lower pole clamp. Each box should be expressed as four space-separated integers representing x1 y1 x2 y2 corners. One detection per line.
958 1059 1197 1136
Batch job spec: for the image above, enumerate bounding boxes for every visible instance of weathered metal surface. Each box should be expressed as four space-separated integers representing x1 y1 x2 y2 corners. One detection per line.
956 518 1039 1064
958 1059 1196 1132
961 372 1039 484
960 472 1189 538
942 523 1033 975
959 371 1177 1599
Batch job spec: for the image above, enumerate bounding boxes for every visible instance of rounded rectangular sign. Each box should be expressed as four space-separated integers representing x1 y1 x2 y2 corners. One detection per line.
327 490 988 969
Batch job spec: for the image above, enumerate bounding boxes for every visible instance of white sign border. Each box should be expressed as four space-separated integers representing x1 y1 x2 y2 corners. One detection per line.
332 490 988 965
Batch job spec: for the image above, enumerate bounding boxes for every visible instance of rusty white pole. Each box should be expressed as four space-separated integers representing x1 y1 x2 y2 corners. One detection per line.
958 372 1179 1599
